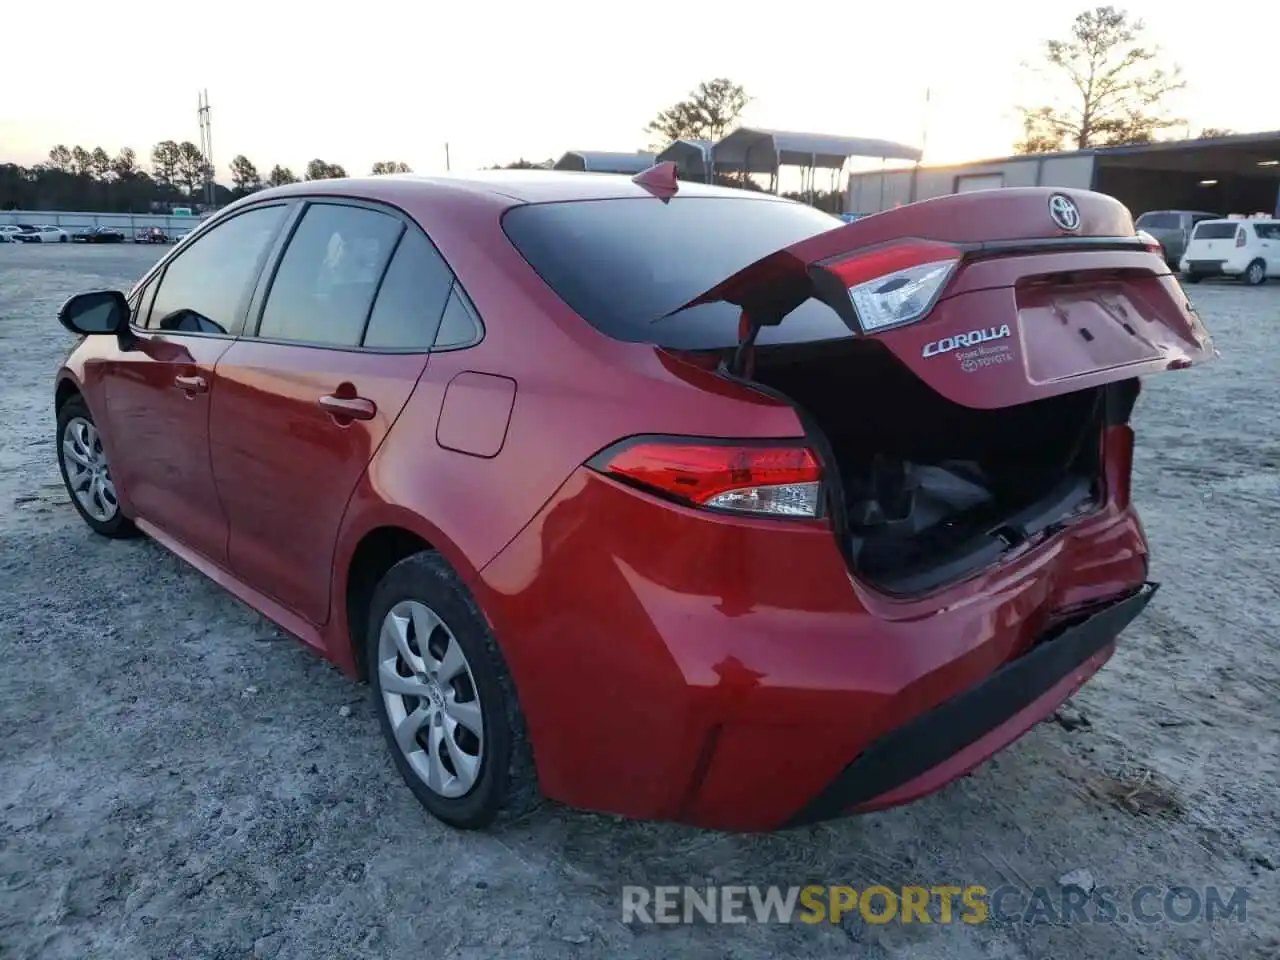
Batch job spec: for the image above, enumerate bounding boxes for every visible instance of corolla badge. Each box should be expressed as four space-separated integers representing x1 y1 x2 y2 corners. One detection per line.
922 324 1012 358
1048 193 1081 232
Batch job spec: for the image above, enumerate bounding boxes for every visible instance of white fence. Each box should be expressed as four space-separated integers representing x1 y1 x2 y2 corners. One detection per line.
0 209 210 233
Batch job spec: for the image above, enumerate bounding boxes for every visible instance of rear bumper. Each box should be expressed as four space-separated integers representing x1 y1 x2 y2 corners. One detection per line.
478 459 1151 831
1182 258 1245 277
786 582 1156 826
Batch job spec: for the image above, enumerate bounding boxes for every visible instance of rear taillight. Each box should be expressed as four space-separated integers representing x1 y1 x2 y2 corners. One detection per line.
813 240 961 333
1136 230 1163 254
590 438 823 518
1235 229 1246 248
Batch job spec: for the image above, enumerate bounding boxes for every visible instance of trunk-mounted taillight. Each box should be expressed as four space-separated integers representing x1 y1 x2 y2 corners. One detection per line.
1135 230 1163 254
808 240 962 334
1235 228 1246 248
588 438 823 518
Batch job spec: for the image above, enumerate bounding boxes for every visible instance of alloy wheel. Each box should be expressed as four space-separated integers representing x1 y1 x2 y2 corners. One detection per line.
377 600 485 798
60 417 119 523
1247 261 1264 285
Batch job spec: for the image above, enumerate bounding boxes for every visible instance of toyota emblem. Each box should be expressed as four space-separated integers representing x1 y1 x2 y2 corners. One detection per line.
1048 194 1081 232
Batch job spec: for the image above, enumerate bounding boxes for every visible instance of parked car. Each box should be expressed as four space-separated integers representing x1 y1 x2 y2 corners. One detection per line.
15 224 70 243
0 224 36 243
1134 210 1221 266
134 227 169 244
73 226 127 244
52 176 1214 832
1180 218 1280 285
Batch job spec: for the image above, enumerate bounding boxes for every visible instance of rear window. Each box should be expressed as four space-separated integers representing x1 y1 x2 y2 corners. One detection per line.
1136 213 1180 229
501 196 851 349
1192 222 1240 240
1254 223 1280 241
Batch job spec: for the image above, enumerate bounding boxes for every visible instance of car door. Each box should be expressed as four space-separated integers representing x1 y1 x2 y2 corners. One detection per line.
100 202 290 564
209 200 458 624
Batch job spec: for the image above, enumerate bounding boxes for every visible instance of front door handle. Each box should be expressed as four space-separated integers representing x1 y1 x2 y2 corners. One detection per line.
318 394 377 421
174 374 208 394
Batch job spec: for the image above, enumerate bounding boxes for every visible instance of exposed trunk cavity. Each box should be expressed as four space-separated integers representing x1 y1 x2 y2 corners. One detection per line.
751 340 1118 596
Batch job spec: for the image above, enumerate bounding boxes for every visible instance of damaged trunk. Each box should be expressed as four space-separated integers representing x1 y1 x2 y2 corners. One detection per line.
751 340 1130 595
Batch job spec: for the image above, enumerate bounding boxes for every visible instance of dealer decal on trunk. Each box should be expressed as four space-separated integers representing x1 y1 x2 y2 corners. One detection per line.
922 325 1015 374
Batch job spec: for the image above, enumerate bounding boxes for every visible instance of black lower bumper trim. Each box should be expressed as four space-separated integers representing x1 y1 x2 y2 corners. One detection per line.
786 582 1158 827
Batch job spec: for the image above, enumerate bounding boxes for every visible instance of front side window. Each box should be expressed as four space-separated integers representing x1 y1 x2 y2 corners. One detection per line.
257 203 404 347
146 205 287 335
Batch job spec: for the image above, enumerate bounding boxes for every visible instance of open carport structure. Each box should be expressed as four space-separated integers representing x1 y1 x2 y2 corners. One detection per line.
1092 131 1280 218
553 151 657 174
655 139 715 181
712 127 922 195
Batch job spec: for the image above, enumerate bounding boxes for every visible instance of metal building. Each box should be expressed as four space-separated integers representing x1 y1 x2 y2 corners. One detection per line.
845 131 1280 218
553 151 657 174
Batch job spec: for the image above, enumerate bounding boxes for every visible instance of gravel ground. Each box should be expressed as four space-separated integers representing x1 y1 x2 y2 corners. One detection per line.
1 243 1277 960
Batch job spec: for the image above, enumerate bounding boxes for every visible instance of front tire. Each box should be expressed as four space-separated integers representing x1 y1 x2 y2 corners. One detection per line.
56 395 138 538
367 551 538 829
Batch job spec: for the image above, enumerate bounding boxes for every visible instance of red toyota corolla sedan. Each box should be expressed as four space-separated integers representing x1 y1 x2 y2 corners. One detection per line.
53 169 1214 831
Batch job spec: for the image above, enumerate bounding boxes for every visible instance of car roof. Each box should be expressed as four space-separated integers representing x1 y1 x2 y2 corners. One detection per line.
248 170 795 209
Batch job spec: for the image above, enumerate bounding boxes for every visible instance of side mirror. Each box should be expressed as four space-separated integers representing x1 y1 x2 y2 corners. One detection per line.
57 290 129 336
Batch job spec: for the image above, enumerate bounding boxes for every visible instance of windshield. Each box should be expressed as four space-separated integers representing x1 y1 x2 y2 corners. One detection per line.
501 195 853 349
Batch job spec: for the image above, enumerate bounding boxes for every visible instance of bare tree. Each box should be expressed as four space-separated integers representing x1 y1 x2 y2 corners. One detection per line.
646 78 750 148
1014 6 1184 153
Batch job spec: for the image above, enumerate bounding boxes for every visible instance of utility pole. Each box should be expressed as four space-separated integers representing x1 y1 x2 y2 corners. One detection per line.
197 90 215 207
919 87 931 163
444 142 451 172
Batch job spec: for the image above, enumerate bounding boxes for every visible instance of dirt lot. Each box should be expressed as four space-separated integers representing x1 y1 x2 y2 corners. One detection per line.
1 242 1277 960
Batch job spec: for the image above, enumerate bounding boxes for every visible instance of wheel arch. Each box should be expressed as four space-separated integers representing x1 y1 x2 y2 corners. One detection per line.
54 372 83 413
335 507 485 681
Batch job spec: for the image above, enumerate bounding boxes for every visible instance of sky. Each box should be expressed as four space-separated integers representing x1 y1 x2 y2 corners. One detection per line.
2 1 1278 184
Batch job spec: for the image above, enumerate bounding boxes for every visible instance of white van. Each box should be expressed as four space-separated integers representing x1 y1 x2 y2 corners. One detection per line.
1180 218 1280 285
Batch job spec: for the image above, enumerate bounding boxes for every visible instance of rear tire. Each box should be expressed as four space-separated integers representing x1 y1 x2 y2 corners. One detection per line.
1242 259 1266 286
56 395 138 539
366 551 539 829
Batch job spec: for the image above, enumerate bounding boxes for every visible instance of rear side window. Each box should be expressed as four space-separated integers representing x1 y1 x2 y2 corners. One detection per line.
147 205 286 335
1193 222 1240 240
1254 223 1280 241
361 228 455 350
1135 213 1180 229
502 196 849 349
433 285 483 350
258 203 403 347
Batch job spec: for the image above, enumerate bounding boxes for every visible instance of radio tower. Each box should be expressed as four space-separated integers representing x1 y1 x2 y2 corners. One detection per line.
197 90 215 207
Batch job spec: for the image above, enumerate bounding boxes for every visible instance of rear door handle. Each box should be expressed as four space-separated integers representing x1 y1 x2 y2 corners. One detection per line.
318 394 377 421
174 374 208 394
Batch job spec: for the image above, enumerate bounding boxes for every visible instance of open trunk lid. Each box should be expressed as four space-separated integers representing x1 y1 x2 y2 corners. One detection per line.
669 187 1216 409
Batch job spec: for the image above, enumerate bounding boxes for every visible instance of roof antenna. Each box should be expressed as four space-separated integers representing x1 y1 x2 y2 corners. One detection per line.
632 160 680 200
